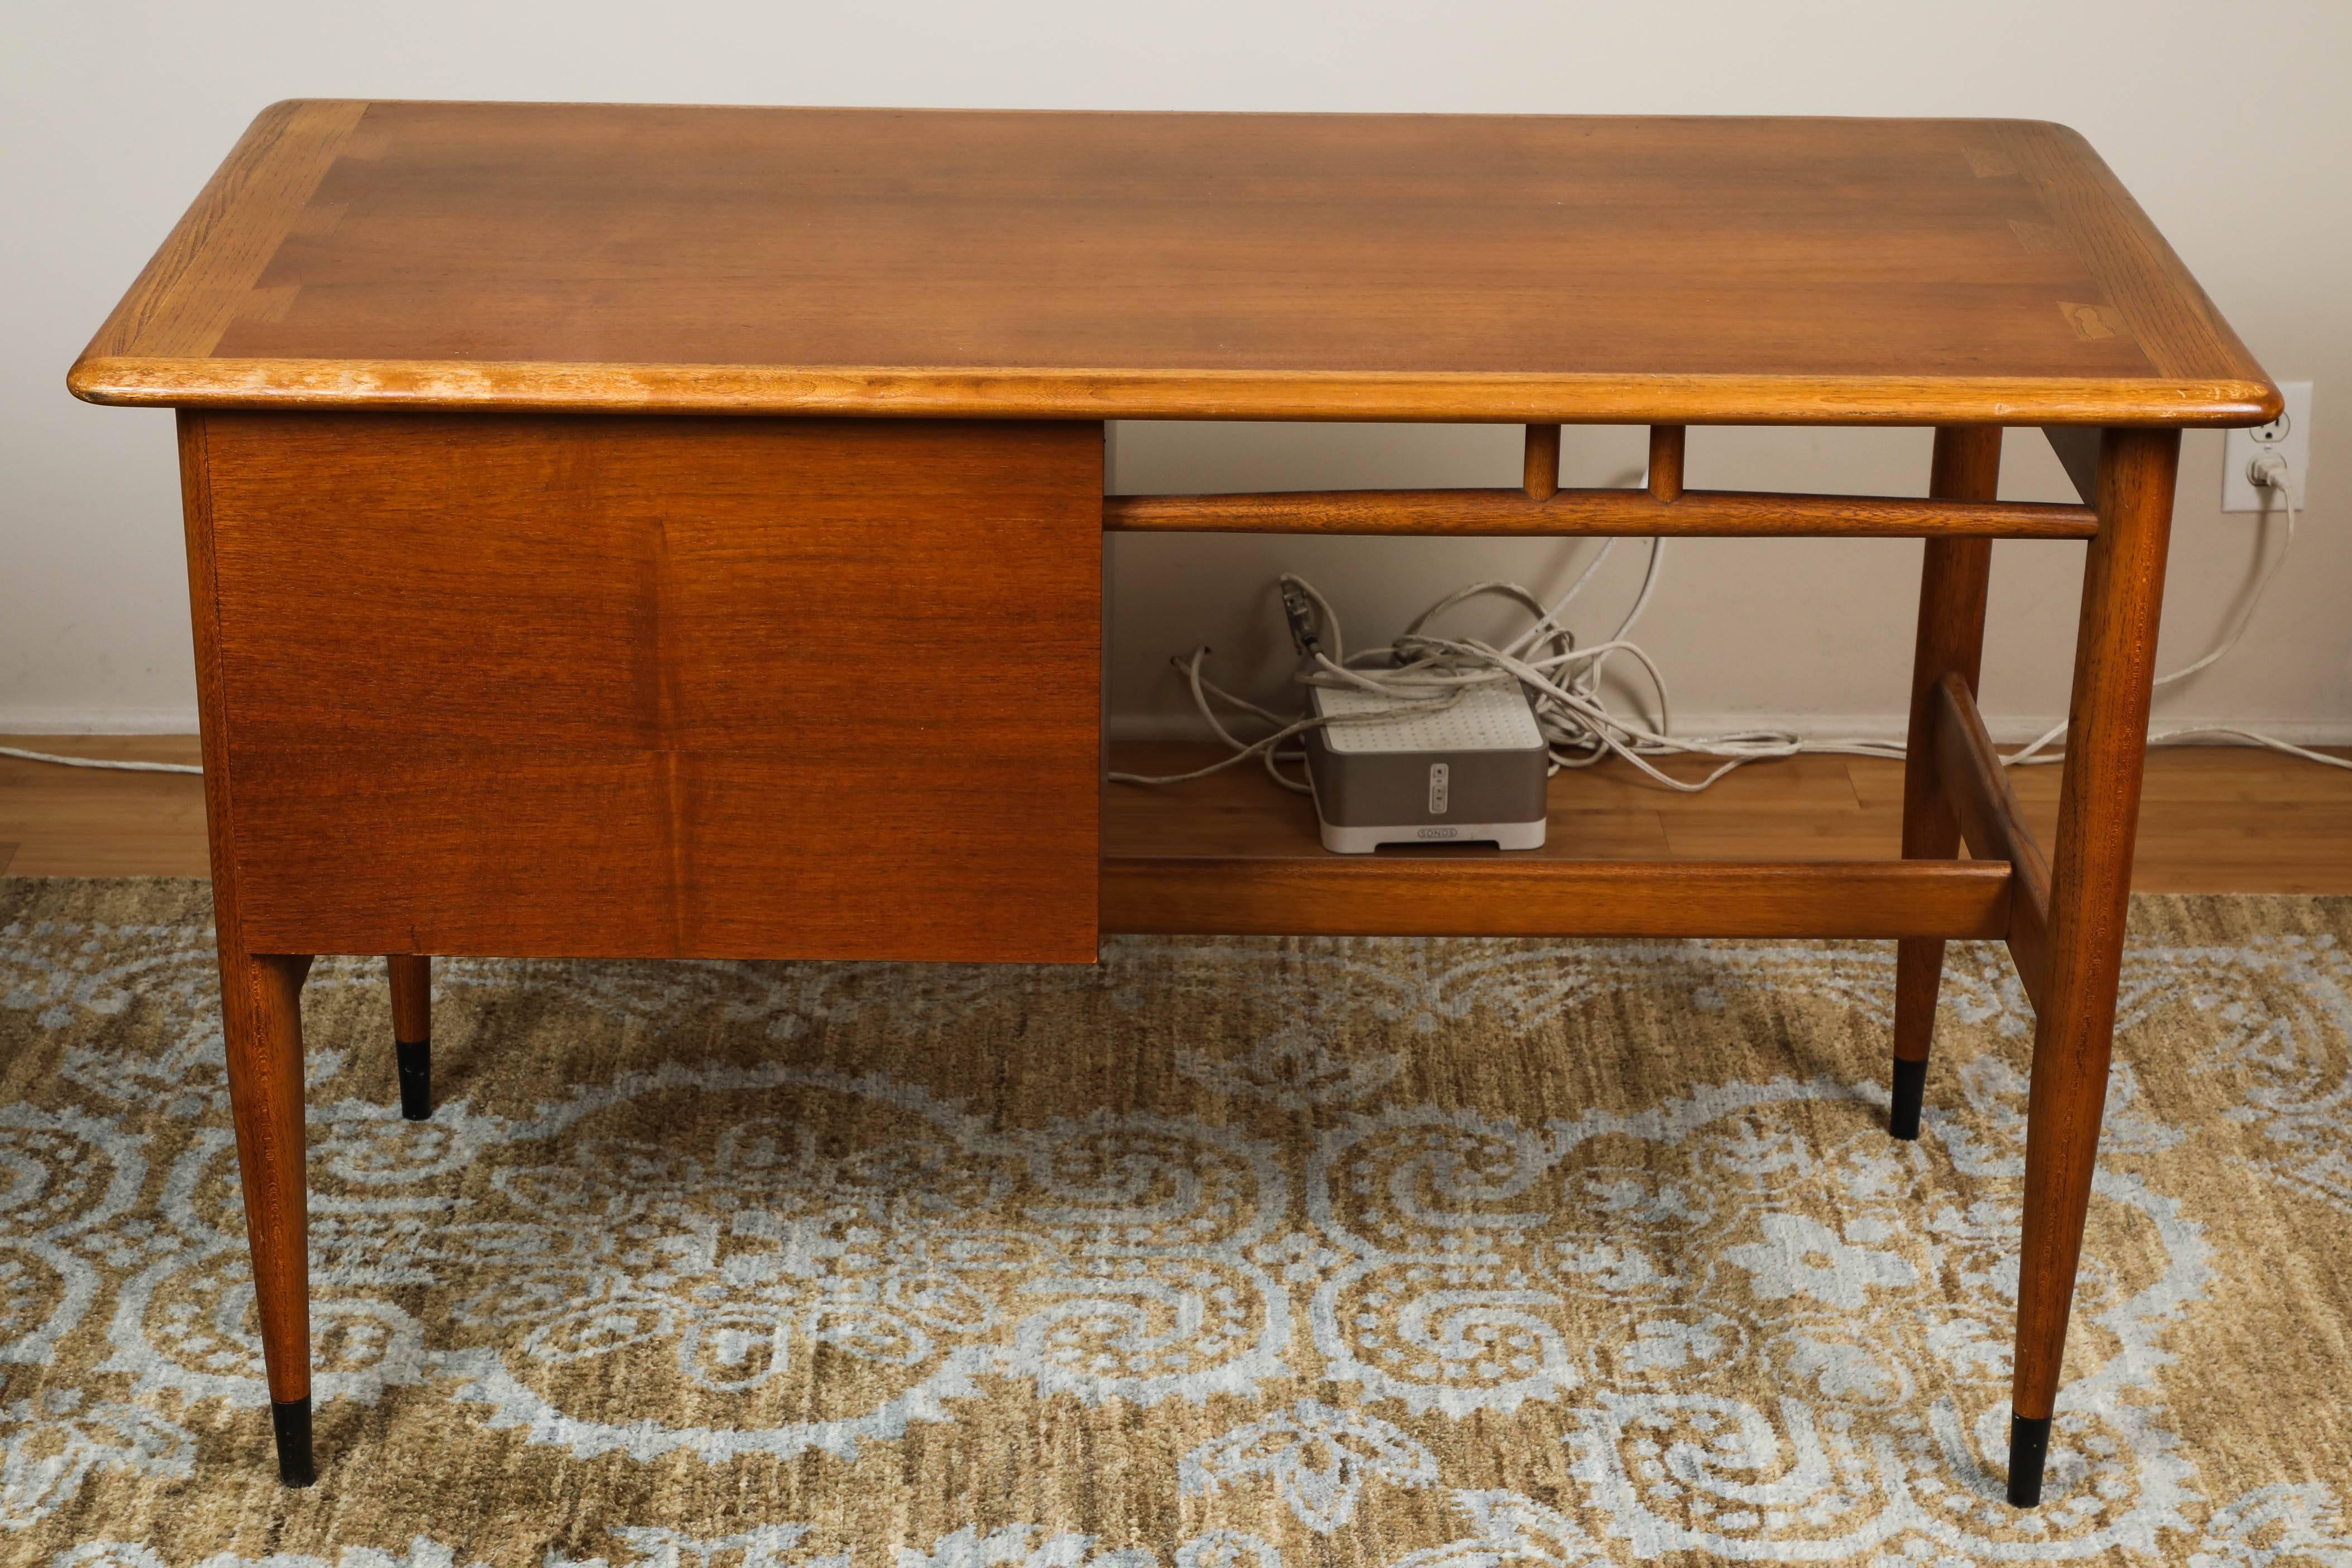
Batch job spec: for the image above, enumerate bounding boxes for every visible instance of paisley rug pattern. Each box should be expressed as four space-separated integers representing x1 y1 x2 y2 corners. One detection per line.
1 879 2348 1566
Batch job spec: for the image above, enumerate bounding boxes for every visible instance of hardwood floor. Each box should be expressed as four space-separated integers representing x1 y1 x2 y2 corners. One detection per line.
1 736 209 877
1105 742 2352 894
6 734 2351 892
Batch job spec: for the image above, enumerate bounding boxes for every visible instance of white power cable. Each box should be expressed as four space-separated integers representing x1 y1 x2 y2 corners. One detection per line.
2005 450 2349 772
0 744 201 775
1119 449 2348 791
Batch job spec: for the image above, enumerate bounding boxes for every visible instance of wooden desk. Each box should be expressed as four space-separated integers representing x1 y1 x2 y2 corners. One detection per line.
71 101 2278 1508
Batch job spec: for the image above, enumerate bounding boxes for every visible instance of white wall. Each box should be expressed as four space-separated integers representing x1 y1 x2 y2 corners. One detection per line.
5 2 2346 742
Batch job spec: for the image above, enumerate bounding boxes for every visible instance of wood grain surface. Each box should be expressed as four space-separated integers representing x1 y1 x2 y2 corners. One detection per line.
1101 487 2097 537
1648 425 1688 501
1522 425 1561 501
1936 673 2054 1009
0 735 208 876
1893 429 2003 1070
1101 856 2012 939
2012 426 2181 1423
72 103 2277 425
387 954 430 1044
181 411 1104 962
216 950 312 1408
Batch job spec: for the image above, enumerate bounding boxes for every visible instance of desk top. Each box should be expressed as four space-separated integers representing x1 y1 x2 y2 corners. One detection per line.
72 100 2275 426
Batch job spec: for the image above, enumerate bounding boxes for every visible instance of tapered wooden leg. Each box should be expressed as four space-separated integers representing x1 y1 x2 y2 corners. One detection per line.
387 955 432 1120
220 948 316 1487
2007 427 2178 1507
1890 427 2002 1139
183 412 318 1484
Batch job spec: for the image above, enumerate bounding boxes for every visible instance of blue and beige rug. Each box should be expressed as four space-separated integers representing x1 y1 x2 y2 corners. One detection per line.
1 879 2348 1565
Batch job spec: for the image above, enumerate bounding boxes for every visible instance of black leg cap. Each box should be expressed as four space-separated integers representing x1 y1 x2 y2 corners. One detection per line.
2006 1412 2050 1508
272 1396 316 1488
1889 1057 1928 1141
397 1037 432 1122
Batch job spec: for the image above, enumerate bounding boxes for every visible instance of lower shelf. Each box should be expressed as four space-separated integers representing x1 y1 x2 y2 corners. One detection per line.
1100 855 2009 939
1102 746 2010 940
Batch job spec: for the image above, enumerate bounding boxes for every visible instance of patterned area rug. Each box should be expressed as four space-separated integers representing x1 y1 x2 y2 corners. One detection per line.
2 879 2349 1567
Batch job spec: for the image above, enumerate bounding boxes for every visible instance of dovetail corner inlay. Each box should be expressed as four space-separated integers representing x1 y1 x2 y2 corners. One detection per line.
2058 301 2130 342
2009 219 2066 254
287 202 349 242
230 286 303 328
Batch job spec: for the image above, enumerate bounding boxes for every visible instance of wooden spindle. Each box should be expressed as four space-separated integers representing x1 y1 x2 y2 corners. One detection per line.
1647 425 1686 501
1523 424 1561 500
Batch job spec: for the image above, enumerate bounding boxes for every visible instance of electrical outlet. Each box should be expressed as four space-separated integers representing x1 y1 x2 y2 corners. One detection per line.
2223 380 2312 512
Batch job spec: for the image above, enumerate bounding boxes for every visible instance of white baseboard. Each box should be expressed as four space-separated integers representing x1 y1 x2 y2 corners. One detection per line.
0 709 202 735
12 708 2347 749
1108 710 2352 748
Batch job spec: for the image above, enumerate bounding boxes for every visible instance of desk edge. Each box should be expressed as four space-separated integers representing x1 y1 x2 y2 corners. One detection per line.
68 357 2284 426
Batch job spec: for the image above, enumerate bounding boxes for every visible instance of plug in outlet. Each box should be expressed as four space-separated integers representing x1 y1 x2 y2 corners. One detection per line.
2223 381 2312 512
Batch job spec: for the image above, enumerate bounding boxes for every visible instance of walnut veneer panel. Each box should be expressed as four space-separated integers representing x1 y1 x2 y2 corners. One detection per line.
184 412 1103 961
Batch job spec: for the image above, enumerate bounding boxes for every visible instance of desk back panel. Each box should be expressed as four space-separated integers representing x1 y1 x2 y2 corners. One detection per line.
182 412 1103 962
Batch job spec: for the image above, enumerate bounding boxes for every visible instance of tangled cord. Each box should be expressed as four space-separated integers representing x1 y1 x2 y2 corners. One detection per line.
1110 535 1909 796
1114 455 2345 793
